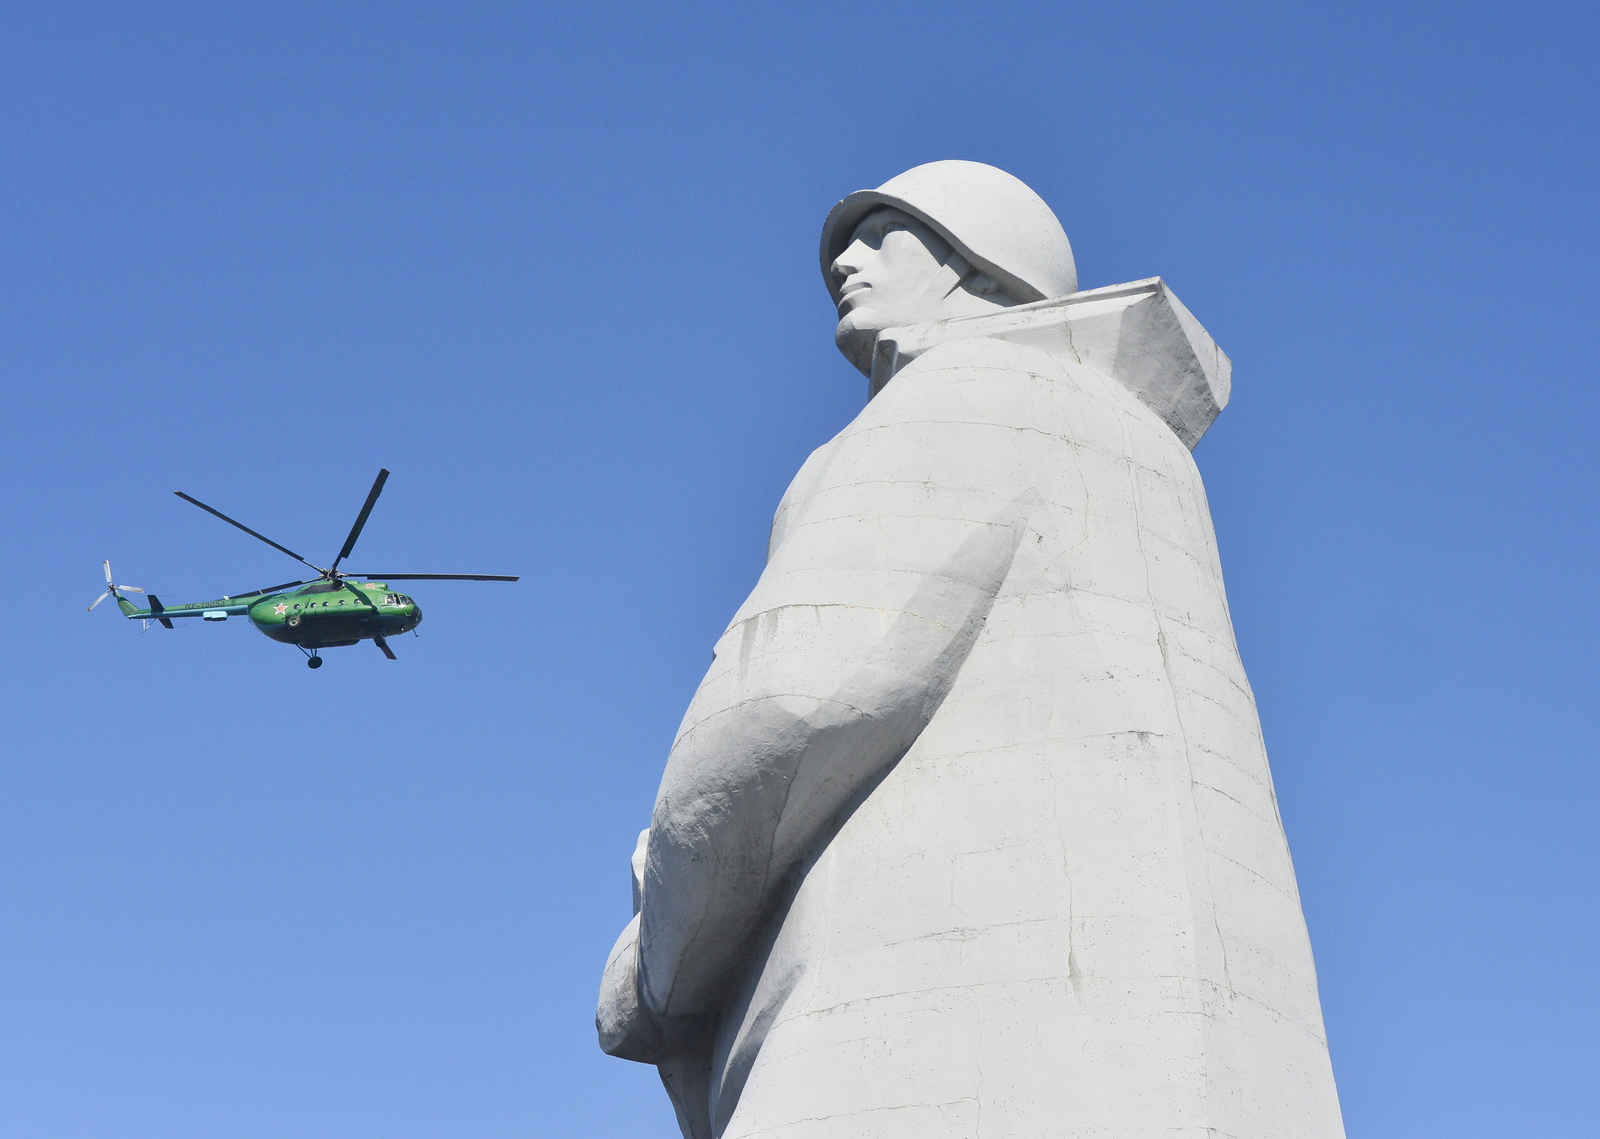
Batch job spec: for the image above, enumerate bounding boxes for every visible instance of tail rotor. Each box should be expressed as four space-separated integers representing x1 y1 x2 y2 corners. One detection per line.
88 560 145 612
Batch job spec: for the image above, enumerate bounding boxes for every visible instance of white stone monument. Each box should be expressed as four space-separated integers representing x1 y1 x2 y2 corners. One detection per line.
598 160 1346 1139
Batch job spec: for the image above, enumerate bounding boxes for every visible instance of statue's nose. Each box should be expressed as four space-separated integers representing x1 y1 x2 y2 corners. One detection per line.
832 239 869 281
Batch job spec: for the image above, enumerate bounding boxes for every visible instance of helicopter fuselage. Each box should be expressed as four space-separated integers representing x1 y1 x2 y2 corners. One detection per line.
122 580 421 649
250 581 421 647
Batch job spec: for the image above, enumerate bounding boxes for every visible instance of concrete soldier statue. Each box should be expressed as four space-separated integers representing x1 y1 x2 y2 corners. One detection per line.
597 160 1346 1139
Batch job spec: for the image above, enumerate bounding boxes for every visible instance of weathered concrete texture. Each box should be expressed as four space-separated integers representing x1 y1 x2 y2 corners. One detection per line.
598 161 1344 1139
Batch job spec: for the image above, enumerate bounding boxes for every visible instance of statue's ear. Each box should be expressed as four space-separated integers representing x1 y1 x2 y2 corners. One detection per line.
946 248 1014 300
965 271 1008 297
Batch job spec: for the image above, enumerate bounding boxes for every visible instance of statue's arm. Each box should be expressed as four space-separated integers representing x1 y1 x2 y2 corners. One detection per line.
635 376 1039 1022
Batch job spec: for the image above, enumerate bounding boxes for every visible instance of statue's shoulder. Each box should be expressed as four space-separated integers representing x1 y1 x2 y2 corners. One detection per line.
863 334 1080 432
768 339 1063 560
890 334 1071 383
769 437 840 560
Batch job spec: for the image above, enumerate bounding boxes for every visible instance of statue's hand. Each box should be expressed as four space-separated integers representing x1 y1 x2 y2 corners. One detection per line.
597 914 662 1060
596 914 705 1063
597 829 697 1062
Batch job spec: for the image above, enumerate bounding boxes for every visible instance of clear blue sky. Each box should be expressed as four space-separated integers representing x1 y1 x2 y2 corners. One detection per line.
2 3 1595 1136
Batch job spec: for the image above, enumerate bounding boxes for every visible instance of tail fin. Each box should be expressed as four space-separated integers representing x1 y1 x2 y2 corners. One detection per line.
116 594 140 617
147 595 174 629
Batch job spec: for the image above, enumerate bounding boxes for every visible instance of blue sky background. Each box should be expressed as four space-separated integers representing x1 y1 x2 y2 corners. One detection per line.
1 3 1596 1136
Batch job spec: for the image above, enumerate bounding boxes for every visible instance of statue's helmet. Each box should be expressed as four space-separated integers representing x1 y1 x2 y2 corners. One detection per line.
820 160 1078 306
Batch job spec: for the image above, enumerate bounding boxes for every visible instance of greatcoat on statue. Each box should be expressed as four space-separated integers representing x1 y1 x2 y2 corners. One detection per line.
598 160 1346 1139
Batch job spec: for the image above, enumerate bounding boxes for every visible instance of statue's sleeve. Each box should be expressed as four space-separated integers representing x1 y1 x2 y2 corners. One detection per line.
637 343 1050 1019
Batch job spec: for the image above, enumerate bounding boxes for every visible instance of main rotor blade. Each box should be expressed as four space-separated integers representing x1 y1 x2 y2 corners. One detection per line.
175 491 322 572
331 468 390 570
348 573 520 581
230 579 308 599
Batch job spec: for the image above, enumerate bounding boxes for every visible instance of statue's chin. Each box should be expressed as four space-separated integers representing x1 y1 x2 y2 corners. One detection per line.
835 319 878 378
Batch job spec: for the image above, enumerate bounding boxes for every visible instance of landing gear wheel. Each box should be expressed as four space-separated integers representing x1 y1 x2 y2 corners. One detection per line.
307 656 323 669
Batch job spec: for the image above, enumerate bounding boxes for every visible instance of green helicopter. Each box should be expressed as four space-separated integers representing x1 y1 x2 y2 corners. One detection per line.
90 469 518 668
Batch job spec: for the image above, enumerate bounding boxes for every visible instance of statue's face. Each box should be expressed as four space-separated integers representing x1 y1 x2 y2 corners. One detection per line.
831 209 956 364
831 207 1015 376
